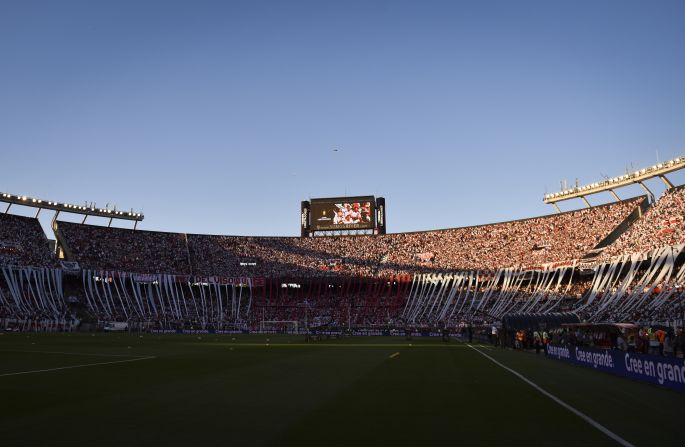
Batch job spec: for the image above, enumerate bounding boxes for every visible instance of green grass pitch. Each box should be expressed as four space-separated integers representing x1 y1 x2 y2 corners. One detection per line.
0 333 682 446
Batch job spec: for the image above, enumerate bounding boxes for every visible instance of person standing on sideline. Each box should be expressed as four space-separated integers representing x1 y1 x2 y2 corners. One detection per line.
655 328 666 356
664 331 674 357
533 331 542 355
674 329 685 358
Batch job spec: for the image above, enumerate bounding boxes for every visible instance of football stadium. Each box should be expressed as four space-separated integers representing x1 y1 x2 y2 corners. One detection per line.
3 158 685 446
3 1 685 446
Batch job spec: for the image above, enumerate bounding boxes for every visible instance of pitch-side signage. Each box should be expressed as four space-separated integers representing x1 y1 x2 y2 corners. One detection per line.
546 344 685 393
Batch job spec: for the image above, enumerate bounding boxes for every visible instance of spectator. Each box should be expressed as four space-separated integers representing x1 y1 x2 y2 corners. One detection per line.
0 214 55 267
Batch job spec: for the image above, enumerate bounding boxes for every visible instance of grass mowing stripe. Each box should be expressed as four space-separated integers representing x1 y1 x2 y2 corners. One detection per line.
467 344 635 447
0 356 156 378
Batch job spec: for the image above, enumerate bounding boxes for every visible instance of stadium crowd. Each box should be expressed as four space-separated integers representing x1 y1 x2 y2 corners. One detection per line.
188 234 385 277
379 197 639 274
4 191 685 333
57 221 191 274
55 198 640 277
0 214 55 267
601 187 685 260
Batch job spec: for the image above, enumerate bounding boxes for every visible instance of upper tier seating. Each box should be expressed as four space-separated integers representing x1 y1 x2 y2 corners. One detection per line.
56 197 642 276
0 213 55 267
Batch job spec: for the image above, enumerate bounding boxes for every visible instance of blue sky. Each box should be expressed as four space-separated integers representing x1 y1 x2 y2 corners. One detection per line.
1 0 684 236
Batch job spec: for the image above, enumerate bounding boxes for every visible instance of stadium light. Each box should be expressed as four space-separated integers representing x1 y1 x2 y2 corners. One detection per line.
0 191 144 222
543 154 685 207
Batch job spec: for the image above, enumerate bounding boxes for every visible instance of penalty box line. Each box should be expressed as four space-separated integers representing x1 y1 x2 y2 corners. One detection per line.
0 356 156 378
467 344 635 447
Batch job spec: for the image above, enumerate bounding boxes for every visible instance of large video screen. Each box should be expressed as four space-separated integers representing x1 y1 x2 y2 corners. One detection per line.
310 196 375 231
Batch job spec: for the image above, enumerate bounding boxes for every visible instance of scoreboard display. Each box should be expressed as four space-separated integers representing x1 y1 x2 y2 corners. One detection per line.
309 196 375 231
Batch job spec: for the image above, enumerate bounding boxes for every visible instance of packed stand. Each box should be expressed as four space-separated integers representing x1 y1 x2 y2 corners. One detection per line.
56 199 641 278
0 213 55 267
380 198 640 274
189 197 641 277
188 234 390 278
56 221 191 274
601 187 685 260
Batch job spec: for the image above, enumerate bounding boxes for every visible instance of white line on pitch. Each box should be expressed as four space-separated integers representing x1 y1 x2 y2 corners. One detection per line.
0 356 156 378
467 344 635 447
0 349 146 358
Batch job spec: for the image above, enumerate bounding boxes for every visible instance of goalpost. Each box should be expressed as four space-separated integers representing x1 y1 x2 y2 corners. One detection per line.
259 320 299 334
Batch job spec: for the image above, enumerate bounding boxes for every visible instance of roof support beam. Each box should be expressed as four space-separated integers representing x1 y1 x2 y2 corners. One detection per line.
82 214 88 224
551 203 561 213
638 181 655 202
4 203 11 214
51 211 60 230
580 196 591 208
608 189 621 202
659 174 674 189
35 208 41 218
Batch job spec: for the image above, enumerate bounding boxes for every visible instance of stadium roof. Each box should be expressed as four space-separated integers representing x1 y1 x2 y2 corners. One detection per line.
1 191 144 225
